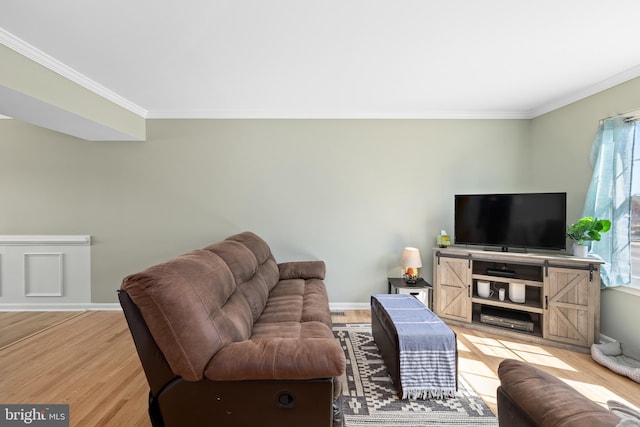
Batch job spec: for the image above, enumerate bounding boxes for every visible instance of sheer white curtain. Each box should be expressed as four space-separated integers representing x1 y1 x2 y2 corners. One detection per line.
583 117 635 287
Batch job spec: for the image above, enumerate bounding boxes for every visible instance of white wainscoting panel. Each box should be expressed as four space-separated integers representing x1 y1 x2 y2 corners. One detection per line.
24 253 64 296
0 235 90 307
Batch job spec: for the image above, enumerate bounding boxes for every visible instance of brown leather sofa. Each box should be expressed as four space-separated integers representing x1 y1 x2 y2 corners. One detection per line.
119 231 345 427
497 358 622 426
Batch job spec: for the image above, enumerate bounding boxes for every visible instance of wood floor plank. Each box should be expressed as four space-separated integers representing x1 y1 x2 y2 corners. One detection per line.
0 311 82 349
0 310 637 426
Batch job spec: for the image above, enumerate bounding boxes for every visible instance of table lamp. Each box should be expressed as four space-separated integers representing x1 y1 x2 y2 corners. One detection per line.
401 247 422 284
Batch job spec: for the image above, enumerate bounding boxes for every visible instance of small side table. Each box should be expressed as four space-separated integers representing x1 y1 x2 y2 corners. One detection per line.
387 277 433 309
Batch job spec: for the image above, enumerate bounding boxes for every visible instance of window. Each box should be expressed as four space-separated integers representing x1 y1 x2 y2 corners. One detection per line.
585 117 635 287
631 122 640 287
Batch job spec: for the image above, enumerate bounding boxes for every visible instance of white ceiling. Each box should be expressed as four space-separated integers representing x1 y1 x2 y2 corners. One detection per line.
2 0 640 120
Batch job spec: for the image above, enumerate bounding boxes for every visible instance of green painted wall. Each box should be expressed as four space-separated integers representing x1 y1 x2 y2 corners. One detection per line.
0 118 528 303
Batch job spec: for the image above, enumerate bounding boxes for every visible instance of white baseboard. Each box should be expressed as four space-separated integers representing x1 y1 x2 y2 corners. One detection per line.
329 302 370 311
598 333 616 344
0 303 121 311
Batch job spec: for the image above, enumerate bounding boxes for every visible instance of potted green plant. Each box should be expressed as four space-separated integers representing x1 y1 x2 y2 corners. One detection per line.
566 216 611 257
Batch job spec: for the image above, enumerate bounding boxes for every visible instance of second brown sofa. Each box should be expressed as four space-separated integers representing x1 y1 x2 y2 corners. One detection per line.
497 358 622 426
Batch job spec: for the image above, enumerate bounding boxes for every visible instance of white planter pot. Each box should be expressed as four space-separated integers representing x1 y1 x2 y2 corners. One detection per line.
573 244 588 257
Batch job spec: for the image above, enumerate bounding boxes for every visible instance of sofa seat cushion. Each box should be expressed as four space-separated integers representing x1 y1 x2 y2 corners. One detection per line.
256 278 332 327
207 271 344 382
251 321 334 340
205 335 345 381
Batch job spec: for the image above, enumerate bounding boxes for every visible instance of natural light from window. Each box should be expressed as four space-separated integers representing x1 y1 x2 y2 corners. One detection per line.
632 122 640 287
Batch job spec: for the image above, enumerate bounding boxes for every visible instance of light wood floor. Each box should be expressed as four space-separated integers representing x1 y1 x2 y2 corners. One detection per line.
0 310 638 427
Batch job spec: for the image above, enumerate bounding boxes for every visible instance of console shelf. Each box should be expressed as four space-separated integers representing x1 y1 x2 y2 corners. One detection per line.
470 306 544 338
470 296 543 313
432 247 604 350
472 273 543 288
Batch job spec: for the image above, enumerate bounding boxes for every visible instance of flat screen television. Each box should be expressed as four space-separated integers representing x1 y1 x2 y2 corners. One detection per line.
454 192 567 251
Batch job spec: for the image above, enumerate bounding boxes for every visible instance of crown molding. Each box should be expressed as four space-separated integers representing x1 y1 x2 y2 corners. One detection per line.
146 109 532 120
527 64 640 119
0 28 148 119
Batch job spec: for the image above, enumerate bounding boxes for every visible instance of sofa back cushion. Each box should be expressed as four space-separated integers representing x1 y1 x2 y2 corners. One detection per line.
121 249 253 381
205 232 280 322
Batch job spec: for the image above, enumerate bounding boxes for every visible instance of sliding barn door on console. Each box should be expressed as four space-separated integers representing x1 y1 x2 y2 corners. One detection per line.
433 255 471 322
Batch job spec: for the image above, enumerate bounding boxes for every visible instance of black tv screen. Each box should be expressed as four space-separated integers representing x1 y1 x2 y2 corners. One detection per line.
454 192 567 251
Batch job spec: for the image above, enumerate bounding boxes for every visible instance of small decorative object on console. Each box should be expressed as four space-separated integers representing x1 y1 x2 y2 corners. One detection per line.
436 229 451 248
509 282 526 303
477 281 491 298
401 247 422 284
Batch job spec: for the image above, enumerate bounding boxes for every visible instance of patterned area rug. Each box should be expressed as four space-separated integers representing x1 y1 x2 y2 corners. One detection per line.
334 323 498 426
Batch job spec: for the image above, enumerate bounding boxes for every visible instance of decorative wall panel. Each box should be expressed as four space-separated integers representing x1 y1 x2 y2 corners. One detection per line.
0 235 91 308
24 253 64 297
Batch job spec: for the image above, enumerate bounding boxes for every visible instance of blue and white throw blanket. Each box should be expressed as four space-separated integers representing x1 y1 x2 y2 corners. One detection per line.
373 293 457 399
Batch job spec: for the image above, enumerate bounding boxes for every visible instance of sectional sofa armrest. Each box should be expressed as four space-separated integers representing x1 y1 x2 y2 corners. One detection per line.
497 359 621 427
279 261 326 280
205 337 344 381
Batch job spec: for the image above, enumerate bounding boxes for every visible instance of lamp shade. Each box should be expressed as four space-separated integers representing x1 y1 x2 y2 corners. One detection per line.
401 247 422 268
